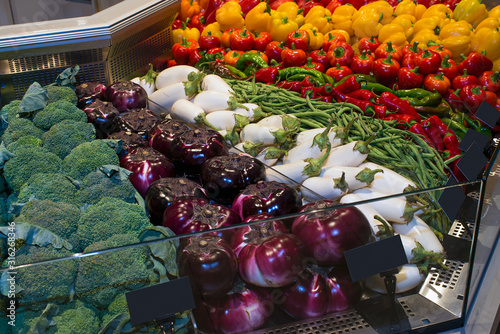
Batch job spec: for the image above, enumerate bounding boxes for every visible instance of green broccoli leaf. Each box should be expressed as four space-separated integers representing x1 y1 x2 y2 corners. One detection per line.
0 222 73 250
52 65 80 87
98 313 130 334
100 139 124 155
139 226 179 278
99 164 133 180
0 142 15 169
18 82 48 117
27 303 60 334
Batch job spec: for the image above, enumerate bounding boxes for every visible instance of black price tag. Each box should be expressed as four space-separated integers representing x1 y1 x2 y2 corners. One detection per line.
441 234 471 263
456 142 489 180
458 128 491 151
438 177 466 223
126 276 195 327
344 235 407 282
475 101 500 129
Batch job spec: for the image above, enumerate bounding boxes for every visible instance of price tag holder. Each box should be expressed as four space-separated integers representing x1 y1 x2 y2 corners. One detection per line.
126 276 195 327
475 101 500 129
344 235 407 282
438 177 466 223
458 128 491 151
456 142 489 181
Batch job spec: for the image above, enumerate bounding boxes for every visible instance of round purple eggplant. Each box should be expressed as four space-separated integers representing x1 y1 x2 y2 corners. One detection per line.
108 130 149 155
148 118 191 157
105 81 147 113
115 108 160 139
144 177 207 225
231 181 302 220
201 153 266 204
168 128 228 176
119 147 175 197
178 235 238 298
83 99 120 138
75 82 106 108
292 200 372 266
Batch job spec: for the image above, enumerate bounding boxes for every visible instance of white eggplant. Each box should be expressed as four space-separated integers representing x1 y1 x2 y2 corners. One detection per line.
320 166 382 190
366 264 424 294
257 114 295 128
358 162 417 195
265 160 310 186
233 103 267 121
130 77 155 96
240 124 278 146
148 82 189 114
295 128 325 146
205 110 248 130
193 90 234 113
170 99 205 124
155 65 199 90
300 176 347 202
392 216 444 253
230 142 280 166
201 74 234 93
323 141 369 168
282 131 342 164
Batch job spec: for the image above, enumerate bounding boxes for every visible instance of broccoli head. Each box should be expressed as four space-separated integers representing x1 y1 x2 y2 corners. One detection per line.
33 100 87 131
5 135 43 153
62 140 120 181
76 197 151 250
2 245 77 311
75 234 155 309
17 173 79 205
48 300 101 334
0 99 21 134
3 146 63 194
0 117 44 146
42 120 96 159
44 85 78 105
15 199 82 251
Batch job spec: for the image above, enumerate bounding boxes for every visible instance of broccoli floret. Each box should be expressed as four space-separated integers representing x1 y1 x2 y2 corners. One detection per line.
2 245 77 311
3 146 63 194
0 117 44 146
33 100 87 131
0 100 21 133
62 140 120 181
15 199 82 251
76 197 151 250
17 173 79 205
75 234 154 309
5 135 43 153
77 167 137 205
42 120 96 159
44 85 78 105
48 300 101 334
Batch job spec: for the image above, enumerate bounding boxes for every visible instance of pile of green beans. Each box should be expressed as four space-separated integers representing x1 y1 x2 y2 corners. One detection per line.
226 79 452 232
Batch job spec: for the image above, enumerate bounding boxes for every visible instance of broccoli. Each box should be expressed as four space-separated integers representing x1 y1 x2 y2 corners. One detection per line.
15 199 82 251
0 99 21 134
48 300 101 334
44 85 78 105
75 234 155 310
1 245 77 311
77 167 138 206
62 140 120 181
17 173 79 205
76 197 151 250
33 100 88 131
3 146 63 194
42 120 96 159
5 135 43 153
0 117 44 146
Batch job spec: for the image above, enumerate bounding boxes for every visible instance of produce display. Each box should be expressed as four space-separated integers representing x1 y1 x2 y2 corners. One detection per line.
0 0 499 333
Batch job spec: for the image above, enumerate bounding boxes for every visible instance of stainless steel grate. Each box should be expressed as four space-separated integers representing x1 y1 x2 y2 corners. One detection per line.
428 260 465 290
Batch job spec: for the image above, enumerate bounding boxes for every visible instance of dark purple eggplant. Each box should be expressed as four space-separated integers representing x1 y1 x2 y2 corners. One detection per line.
291 200 372 266
83 99 120 138
200 153 266 203
144 177 207 225
148 118 191 157
119 147 175 197
108 130 149 155
75 82 106 108
178 235 238 298
105 81 148 113
115 108 160 139
231 181 302 220
168 128 228 176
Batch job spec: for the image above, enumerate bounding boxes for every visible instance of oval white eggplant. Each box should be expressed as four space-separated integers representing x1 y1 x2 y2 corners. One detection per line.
155 65 199 90
265 160 309 186
358 162 417 195
339 193 386 240
193 90 233 113
148 82 189 114
240 124 277 146
300 176 346 202
170 99 205 124
201 74 234 94
282 131 342 164
295 128 325 146
366 264 424 294
130 77 155 96
257 114 292 128
323 141 368 168
205 110 247 130
392 216 444 253
320 166 378 190
233 103 265 122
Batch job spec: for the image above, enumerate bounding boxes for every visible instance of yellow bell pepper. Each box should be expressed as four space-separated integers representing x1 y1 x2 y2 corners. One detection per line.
334 4 357 17
245 2 272 34
394 0 416 17
412 17 442 37
493 57 500 72
352 9 383 39
172 23 201 44
489 5 500 19
268 15 299 43
421 4 452 21
391 14 415 39
470 27 500 63
330 6 356 36
476 17 500 31
179 0 201 21
216 1 245 32
439 20 472 39
305 6 334 35
354 1 394 25
410 29 439 48
302 26 324 51
276 2 304 26
201 22 222 39
441 36 472 62
378 24 408 48
414 4 427 21
453 0 488 29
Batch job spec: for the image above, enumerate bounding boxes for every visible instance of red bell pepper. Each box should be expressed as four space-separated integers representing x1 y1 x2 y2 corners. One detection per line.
198 32 221 50
372 54 400 86
281 44 308 67
326 41 354 67
254 32 273 52
230 29 255 51
302 57 326 73
172 37 199 65
381 113 417 129
276 80 302 92
325 64 353 82
287 29 310 52
424 72 451 96
322 32 346 53
239 0 261 15
437 54 459 82
358 36 380 55
266 41 285 62
460 84 487 112
478 71 500 93
309 49 329 70
401 41 422 57
378 91 422 122
190 13 206 31
374 41 403 63
414 49 441 76
452 69 479 90
457 52 484 76
442 88 463 112
254 67 279 84
333 75 361 94
350 51 375 75
397 67 424 90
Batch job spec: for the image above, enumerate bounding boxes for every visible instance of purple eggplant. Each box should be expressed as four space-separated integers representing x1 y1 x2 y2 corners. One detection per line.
162 196 241 241
231 181 302 220
148 118 191 157
105 81 148 113
115 108 160 139
192 279 274 334
108 130 149 155
178 235 238 298
144 177 207 225
281 265 364 320
292 200 372 266
119 147 175 197
230 213 289 256
75 82 106 108
168 128 229 176
201 153 266 203
83 99 120 138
